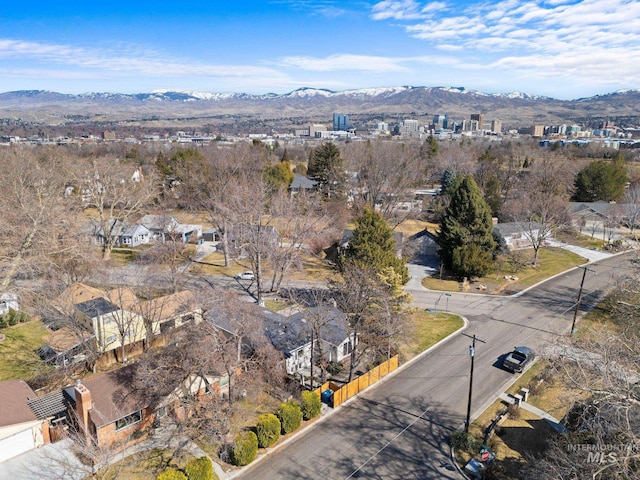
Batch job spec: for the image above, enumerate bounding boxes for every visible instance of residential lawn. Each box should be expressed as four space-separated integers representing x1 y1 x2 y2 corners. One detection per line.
554 228 606 249
263 299 291 312
96 448 196 480
421 247 587 294
191 251 337 283
393 219 438 237
0 320 53 380
400 310 464 361
455 361 586 480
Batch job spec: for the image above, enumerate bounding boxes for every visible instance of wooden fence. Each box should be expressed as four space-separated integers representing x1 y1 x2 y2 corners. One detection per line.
314 355 399 408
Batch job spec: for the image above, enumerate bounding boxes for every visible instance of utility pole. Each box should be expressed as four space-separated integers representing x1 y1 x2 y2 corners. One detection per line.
570 265 597 336
462 333 486 433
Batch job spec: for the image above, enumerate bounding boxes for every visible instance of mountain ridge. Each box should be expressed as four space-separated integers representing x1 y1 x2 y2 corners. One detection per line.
0 86 638 128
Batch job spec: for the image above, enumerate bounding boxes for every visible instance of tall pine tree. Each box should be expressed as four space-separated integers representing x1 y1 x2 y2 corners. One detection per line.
343 207 409 286
437 175 496 278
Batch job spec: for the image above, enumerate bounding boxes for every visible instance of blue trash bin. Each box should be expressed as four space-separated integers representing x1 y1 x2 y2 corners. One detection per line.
321 389 333 406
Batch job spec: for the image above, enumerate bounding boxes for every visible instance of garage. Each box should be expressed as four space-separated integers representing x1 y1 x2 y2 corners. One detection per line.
0 424 39 462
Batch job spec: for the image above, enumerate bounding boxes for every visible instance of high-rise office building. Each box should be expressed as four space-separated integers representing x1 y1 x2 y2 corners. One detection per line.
333 113 350 131
470 114 484 131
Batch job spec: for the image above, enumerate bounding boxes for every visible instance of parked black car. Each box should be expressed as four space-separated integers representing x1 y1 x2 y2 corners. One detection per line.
502 346 535 373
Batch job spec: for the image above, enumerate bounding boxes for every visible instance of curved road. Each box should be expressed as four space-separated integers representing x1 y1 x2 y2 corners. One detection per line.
233 252 635 480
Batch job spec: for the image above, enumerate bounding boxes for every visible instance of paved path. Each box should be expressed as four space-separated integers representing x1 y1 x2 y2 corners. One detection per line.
499 393 567 433
546 238 614 262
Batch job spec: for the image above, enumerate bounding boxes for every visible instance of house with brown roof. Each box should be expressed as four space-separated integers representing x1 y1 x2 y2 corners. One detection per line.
0 380 51 462
65 367 153 449
47 284 200 363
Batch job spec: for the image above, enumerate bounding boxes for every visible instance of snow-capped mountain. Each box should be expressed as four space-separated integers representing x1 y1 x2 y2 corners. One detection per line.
0 86 637 127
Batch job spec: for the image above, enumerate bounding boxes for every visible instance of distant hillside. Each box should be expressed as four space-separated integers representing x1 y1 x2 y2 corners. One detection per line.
0 86 639 129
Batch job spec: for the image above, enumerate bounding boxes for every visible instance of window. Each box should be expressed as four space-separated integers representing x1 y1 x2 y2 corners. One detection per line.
106 334 117 344
342 341 352 357
182 314 194 324
126 329 135 338
115 410 142 431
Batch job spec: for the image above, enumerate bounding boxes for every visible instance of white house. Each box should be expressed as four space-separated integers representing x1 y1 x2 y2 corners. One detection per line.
264 307 357 376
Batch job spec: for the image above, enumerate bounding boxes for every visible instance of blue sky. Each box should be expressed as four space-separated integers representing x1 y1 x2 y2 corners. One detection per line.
0 0 638 99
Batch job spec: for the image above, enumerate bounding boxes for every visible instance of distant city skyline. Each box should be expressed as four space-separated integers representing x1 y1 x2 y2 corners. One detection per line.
0 0 638 100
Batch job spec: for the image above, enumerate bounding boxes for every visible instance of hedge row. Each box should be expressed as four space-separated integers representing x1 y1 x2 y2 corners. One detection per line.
228 391 322 467
157 457 217 480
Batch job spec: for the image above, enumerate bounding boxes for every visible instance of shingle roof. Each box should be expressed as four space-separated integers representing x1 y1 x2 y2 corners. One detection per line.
493 222 542 237
0 379 38 427
76 364 147 428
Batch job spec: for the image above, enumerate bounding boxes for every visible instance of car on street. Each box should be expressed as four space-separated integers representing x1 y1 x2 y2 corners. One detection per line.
234 271 255 281
502 346 535 373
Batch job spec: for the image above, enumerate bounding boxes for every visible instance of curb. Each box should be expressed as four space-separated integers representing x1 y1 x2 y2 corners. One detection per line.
226 313 469 479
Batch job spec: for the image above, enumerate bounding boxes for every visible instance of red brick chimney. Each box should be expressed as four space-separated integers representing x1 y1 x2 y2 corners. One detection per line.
74 380 92 441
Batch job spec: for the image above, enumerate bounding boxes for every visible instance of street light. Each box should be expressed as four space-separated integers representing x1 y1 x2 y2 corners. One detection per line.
462 333 486 433
570 265 597 336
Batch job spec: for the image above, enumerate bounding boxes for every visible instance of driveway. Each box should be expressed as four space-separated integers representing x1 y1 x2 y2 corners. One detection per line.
0 438 87 480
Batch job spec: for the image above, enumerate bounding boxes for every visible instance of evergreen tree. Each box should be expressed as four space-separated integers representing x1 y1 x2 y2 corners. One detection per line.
421 134 439 160
343 207 409 285
264 160 294 190
437 175 496 278
307 142 342 183
440 167 457 196
572 153 628 202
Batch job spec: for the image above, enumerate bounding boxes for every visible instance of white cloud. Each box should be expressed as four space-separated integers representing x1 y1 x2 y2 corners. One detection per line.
278 54 409 72
371 0 427 20
369 0 640 91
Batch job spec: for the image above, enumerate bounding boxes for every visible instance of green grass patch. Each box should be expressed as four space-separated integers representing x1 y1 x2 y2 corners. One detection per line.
422 247 587 294
0 320 53 380
263 299 290 312
401 310 463 360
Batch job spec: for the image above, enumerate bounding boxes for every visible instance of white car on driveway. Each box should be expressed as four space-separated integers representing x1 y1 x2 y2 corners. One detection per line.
235 271 255 281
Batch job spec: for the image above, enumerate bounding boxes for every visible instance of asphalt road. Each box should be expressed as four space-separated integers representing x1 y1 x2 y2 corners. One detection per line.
233 252 635 480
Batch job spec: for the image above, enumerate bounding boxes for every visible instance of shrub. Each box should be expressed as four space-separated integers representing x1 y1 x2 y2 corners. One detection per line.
327 361 342 375
507 403 521 420
157 468 187 480
276 401 303 435
301 391 321 420
449 431 477 451
184 456 214 480
255 413 281 448
0 317 7 329
230 431 258 466
6 310 18 326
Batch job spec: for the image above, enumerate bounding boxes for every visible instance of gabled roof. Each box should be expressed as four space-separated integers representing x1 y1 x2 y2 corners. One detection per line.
493 221 542 236
0 379 38 427
119 223 150 237
290 175 318 190
53 282 106 314
133 290 198 320
72 364 147 428
264 306 350 355
139 214 179 231
264 311 311 355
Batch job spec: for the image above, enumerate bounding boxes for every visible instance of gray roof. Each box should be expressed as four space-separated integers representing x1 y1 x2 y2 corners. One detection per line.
264 307 349 355
567 201 631 218
290 175 318 190
493 222 542 236
75 297 119 318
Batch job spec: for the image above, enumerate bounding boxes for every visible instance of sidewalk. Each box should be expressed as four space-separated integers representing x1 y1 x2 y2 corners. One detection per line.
121 420 230 479
498 392 567 433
